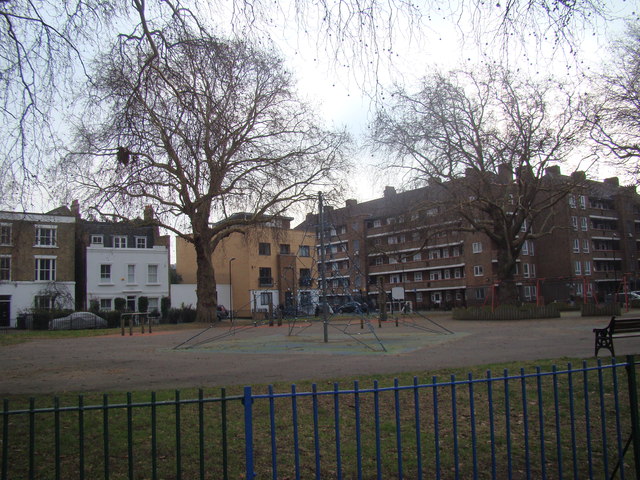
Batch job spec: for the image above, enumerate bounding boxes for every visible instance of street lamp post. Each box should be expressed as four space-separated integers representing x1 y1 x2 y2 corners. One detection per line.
229 257 236 322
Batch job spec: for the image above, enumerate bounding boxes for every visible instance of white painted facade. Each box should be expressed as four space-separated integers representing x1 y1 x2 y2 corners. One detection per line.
0 282 75 327
86 245 169 313
170 283 230 309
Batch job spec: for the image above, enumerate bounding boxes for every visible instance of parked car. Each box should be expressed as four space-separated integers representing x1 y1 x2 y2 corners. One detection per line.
217 305 229 320
48 312 108 330
337 302 363 314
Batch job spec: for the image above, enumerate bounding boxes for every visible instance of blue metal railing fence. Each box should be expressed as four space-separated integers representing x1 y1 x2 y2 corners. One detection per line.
2 357 639 479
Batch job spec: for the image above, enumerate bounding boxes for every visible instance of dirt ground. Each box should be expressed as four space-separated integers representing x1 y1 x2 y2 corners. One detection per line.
1 311 639 395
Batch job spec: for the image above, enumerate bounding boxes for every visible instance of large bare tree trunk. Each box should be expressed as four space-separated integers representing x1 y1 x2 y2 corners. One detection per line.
193 236 218 323
496 250 519 305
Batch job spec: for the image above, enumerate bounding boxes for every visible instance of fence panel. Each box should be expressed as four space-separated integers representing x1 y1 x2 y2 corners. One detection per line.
1 359 638 479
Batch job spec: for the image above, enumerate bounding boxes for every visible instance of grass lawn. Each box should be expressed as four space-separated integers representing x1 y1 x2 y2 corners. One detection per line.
2 354 637 479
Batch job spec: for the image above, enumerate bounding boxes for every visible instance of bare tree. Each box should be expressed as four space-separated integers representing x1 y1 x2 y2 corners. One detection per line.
64 19 350 322
589 21 640 180
1 0 608 208
371 66 592 304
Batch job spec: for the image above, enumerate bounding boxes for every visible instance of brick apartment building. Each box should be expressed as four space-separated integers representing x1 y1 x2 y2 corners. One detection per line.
297 167 640 310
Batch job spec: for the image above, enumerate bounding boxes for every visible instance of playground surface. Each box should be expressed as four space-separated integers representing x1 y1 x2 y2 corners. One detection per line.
1 311 639 395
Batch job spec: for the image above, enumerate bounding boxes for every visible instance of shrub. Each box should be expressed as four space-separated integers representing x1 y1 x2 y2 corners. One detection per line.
581 303 621 317
161 296 171 319
138 296 149 313
89 300 99 313
114 297 126 312
167 307 196 324
453 304 560 320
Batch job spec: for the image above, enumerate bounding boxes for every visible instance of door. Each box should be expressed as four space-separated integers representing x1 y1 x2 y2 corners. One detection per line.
0 296 10 327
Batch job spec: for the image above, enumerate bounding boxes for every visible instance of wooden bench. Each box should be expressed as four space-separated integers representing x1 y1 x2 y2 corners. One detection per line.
594 316 640 356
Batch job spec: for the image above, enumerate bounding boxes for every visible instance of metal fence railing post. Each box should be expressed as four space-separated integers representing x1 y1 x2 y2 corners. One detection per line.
625 355 640 477
243 386 255 479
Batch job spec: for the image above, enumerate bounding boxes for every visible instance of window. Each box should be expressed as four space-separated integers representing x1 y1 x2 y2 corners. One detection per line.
135 236 147 248
584 261 591 275
375 256 383 265
579 195 586 209
389 257 398 264
390 274 401 284
388 236 398 245
582 239 590 253
34 295 53 310
114 236 127 248
476 288 485 300
127 264 136 283
454 268 462 279
521 220 528 233
571 216 578 231
429 271 442 281
444 269 451 279
299 245 310 257
416 292 423 302
90 235 103 246
431 292 441 303
280 244 291 255
148 298 159 312
35 226 57 247
473 265 484 276
126 296 136 312
523 264 530 278
373 219 382 228
35 257 56 281
452 247 460 257
100 299 112 311
413 272 423 281
100 264 111 283
575 261 582 275
258 242 271 256
413 252 422 261
522 241 529 256
472 242 482 253
0 256 10 281
580 217 588 231
353 240 360 252
260 292 273 306
428 249 441 259
259 267 272 286
147 264 159 284
0 224 11 245
573 239 580 253
442 248 449 258
568 195 576 208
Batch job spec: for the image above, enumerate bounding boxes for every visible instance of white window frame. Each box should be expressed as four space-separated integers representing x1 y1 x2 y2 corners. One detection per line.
0 224 12 246
580 217 588 231
127 264 136 284
413 252 422 261
35 225 57 247
390 274 401 284
522 241 529 256
375 257 383 266
582 239 590 253
568 195 576 208
444 269 451 279
429 271 441 281
579 195 586 209
114 235 128 248
571 216 578 231
472 242 482 254
147 264 159 284
135 236 147 248
0 255 10 281
90 235 103 246
414 272 423 281
454 268 462 279
373 219 382 228
100 298 113 311
584 261 591 275
34 256 56 281
100 264 112 283
573 239 580 253
148 297 159 313
575 261 582 275
473 265 484 276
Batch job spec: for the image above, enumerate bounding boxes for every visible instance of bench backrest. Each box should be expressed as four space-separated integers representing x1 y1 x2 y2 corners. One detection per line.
611 317 640 334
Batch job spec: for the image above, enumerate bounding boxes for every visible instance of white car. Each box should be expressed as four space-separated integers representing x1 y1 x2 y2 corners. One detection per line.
48 312 108 330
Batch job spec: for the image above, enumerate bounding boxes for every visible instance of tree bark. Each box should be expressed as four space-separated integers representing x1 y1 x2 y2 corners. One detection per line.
496 249 519 305
193 235 218 323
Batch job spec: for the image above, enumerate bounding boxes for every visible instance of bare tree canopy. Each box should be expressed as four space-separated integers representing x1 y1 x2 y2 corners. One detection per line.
63 17 349 321
371 66 592 303
589 21 640 180
1 0 612 209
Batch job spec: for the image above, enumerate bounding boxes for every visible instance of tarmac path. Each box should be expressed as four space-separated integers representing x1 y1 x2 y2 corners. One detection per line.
1 312 638 395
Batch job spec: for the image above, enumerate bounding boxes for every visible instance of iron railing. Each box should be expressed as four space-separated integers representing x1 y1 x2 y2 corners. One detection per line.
1 357 639 479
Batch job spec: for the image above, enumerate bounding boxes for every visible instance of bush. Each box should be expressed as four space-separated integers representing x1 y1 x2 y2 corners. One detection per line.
581 303 621 317
167 307 197 324
100 311 122 328
89 300 99 313
453 304 560 320
138 296 149 313
161 296 171 319
114 297 126 312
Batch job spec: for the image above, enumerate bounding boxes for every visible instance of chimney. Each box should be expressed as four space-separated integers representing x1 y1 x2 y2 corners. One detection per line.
144 205 154 222
604 177 619 187
497 164 513 182
545 165 561 177
71 200 80 218
384 186 396 197
345 199 358 208
570 171 586 182
305 212 315 224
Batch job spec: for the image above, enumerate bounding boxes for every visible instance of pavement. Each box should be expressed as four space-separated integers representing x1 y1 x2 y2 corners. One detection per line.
1 311 639 395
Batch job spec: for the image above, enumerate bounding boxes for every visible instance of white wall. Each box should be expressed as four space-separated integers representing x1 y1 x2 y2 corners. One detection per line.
86 245 169 310
0 281 75 327
170 283 230 309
